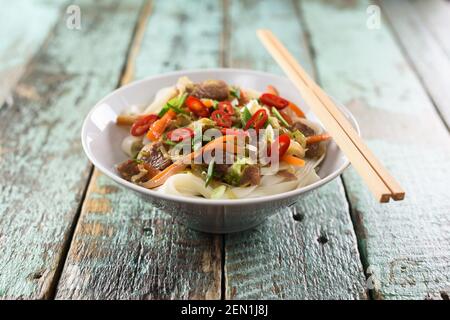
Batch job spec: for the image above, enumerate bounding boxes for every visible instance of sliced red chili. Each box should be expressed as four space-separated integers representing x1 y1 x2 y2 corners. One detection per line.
220 128 249 137
270 133 291 158
260 93 289 109
244 109 268 131
166 127 194 142
211 110 232 127
130 114 159 136
218 101 234 116
186 95 209 117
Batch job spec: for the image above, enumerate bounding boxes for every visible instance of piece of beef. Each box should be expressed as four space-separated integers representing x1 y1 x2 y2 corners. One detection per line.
305 143 320 158
190 80 229 101
117 160 140 181
292 121 315 137
214 163 231 178
240 165 261 186
138 142 172 170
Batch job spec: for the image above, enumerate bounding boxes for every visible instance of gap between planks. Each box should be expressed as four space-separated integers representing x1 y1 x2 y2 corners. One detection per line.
50 0 154 299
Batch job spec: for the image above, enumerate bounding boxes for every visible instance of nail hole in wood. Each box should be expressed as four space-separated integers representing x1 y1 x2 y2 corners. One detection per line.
441 291 449 300
32 271 43 280
317 234 328 245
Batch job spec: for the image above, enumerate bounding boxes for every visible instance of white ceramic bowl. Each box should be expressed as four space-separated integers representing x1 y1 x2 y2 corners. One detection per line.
81 68 359 233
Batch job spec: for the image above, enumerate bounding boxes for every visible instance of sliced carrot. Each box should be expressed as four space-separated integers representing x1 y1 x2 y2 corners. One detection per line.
288 101 305 118
201 99 215 108
306 134 331 145
281 154 305 167
266 85 279 96
140 135 239 189
146 109 176 141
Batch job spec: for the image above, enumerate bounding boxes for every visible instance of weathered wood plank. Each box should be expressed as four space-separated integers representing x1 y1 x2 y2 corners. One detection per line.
301 0 450 299
224 0 367 300
0 0 143 299
380 0 450 128
408 0 450 59
55 0 223 299
0 0 66 107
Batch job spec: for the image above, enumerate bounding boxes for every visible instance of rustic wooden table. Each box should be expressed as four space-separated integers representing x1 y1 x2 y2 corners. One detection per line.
1 0 449 300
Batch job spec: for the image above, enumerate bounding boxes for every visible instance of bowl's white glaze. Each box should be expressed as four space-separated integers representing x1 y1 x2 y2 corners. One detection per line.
81 69 360 233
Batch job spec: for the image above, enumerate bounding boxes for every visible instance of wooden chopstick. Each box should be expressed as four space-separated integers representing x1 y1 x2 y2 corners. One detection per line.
257 29 405 202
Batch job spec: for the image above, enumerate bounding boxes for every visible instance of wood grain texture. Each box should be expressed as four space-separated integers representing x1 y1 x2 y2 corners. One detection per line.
0 0 66 107
301 0 450 299
56 0 223 299
224 0 367 300
0 0 143 299
380 0 450 128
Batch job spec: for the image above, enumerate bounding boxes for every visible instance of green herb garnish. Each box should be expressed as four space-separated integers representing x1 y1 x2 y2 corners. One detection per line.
205 158 215 187
271 107 290 127
230 87 241 99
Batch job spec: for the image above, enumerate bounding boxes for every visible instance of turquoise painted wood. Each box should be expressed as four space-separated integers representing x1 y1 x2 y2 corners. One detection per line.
0 0 143 299
0 0 66 106
56 0 224 299
224 0 367 299
381 0 450 128
301 0 450 299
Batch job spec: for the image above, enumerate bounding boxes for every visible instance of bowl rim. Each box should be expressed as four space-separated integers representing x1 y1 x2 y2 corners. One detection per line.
81 68 360 206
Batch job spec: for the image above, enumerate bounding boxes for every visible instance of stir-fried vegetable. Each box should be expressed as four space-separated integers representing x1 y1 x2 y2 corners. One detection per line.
244 109 268 131
116 77 330 197
130 114 159 136
306 134 331 144
147 109 176 141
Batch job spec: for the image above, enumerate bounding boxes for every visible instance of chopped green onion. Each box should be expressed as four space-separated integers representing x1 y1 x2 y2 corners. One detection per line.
230 87 240 99
241 106 252 126
158 93 188 117
211 185 227 199
205 158 215 187
163 139 177 146
271 107 290 127
292 130 307 148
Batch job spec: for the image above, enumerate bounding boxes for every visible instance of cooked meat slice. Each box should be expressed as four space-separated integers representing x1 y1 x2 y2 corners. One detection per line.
292 121 315 137
305 143 321 158
277 170 297 181
190 80 229 101
117 160 140 181
214 163 231 178
138 142 172 170
240 165 261 187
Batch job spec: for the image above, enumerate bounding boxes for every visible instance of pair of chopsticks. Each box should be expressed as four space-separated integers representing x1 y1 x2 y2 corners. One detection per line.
257 29 404 203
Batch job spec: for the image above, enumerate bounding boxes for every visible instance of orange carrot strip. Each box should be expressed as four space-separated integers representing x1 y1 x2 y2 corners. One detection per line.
140 136 239 189
201 99 215 108
281 154 305 167
266 85 279 96
306 134 331 145
139 162 187 189
146 109 176 141
288 101 305 118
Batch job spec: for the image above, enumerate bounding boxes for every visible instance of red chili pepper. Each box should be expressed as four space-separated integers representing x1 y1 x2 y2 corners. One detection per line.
211 110 232 127
220 128 249 137
166 127 194 142
270 133 291 158
186 96 210 117
260 93 289 109
218 101 234 116
130 114 159 136
244 109 268 131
